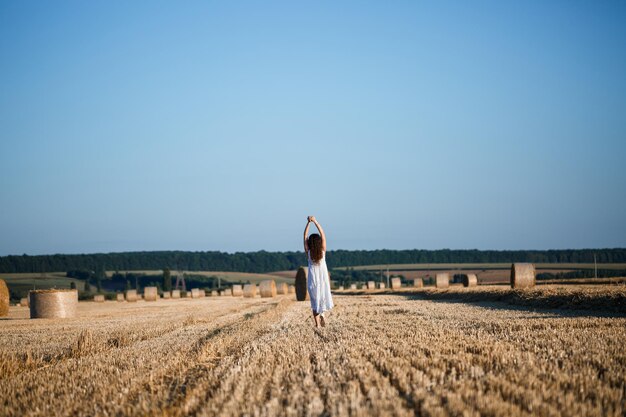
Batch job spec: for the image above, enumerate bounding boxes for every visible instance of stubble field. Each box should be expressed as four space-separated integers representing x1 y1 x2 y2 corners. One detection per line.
1 287 625 417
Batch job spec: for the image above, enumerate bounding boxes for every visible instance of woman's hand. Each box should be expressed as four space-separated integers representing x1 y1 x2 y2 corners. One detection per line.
309 216 316 223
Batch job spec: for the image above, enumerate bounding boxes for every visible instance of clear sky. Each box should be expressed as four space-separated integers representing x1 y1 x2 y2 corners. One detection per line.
1 1 625 256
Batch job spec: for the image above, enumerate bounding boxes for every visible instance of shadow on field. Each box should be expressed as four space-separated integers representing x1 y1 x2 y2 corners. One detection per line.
336 287 626 317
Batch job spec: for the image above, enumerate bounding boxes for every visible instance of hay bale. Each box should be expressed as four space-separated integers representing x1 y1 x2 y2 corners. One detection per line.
125 290 138 302
391 277 401 289
380 282 386 289
276 282 289 295
211 290 218 297
435 273 449 289
232 285 243 297
191 288 200 298
511 263 535 289
463 274 478 287
20 297 29 307
243 284 257 298
199 289 206 297
295 267 309 301
221 288 232 296
93 295 105 303
288 285 295 294
260 280 277 298
350 284 357 290
0 279 9 317
144 286 158 302
367 281 376 290
163 291 171 299
337 286 344 291
413 278 424 288
116 293 125 302
185 291 192 298
361 283 368 290
29 289 78 319
171 290 181 299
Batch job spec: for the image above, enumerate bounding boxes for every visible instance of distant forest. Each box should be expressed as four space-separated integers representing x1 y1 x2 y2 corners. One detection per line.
1 248 625 274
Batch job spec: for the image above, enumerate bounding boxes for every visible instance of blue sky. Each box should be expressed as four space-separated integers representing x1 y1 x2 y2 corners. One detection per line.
1 1 625 255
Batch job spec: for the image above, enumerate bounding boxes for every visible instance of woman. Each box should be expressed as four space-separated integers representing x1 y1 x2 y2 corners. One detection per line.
303 216 334 328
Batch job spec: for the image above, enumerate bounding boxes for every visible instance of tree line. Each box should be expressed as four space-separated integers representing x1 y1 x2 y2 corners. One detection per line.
1 248 625 274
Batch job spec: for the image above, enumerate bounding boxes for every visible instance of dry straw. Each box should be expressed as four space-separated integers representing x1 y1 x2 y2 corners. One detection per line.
116 293 124 302
144 287 158 302
163 291 171 299
232 285 243 297
20 297 29 307
211 290 218 297
276 282 288 295
511 263 535 289
435 273 449 289
29 289 78 319
260 280 277 298
337 286 344 291
221 288 232 296
391 277 402 289
199 289 206 298
171 290 181 299
93 295 105 303
463 274 478 287
0 279 9 317
380 282 386 289
367 281 376 290
350 284 357 290
295 267 309 301
191 288 200 298
288 285 295 294
243 284 257 298
413 278 424 288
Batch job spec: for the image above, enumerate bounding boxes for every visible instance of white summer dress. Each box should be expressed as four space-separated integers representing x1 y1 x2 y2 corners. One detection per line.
307 250 334 315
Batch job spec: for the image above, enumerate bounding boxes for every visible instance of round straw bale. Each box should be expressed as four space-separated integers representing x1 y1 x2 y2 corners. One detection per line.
380 282 386 289
295 267 309 301
231 285 243 297
367 281 376 290
29 289 78 319
211 290 218 297
337 286 344 291
361 283 368 290
185 291 192 298
0 279 9 317
125 290 137 302
463 274 478 287
191 288 200 298
511 263 535 289
199 289 206 297
260 280 277 298
350 284 357 290
163 291 171 299
171 290 181 299
413 278 424 288
144 286 158 302
435 273 449 289
276 282 288 295
243 284 257 298
288 285 295 294
391 277 401 289
20 297 29 307
221 288 232 296
93 294 105 303
232 285 243 297
116 293 125 302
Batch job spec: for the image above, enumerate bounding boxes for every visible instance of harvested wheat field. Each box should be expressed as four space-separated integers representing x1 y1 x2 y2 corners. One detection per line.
1 287 625 417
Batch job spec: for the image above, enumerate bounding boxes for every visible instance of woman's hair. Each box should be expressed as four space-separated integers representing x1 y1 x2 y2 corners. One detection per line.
308 233 324 263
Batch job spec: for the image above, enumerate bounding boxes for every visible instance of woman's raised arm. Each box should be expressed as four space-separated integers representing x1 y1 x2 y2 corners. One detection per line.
310 216 326 252
303 218 311 252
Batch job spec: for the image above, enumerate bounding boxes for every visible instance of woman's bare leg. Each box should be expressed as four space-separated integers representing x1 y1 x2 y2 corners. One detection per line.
312 311 321 328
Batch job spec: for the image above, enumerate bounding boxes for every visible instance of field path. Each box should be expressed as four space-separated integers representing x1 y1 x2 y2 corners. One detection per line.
1 294 625 416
